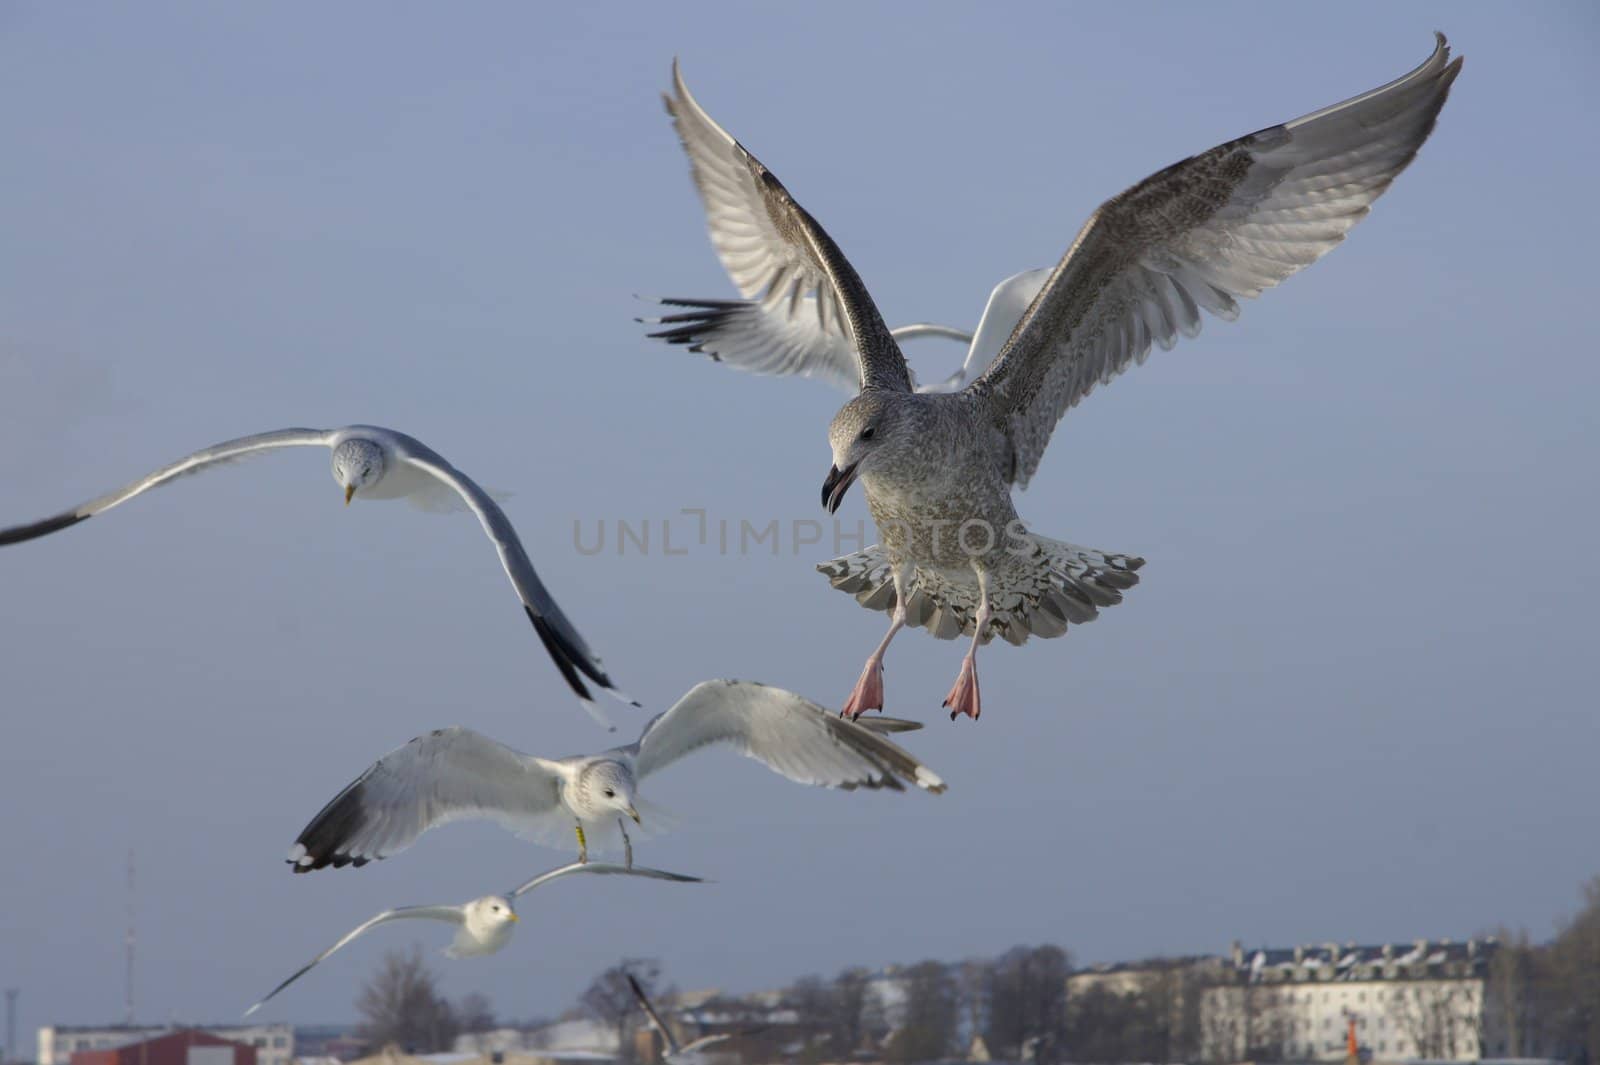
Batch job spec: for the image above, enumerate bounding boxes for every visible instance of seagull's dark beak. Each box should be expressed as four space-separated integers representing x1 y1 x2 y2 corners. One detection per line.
344 485 356 505
822 462 859 514
626 805 642 825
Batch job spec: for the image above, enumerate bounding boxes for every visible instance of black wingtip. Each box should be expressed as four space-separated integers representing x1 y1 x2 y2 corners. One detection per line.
289 776 375 873
0 510 88 546
524 606 604 703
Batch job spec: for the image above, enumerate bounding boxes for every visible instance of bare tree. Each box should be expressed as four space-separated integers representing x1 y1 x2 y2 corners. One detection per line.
986 945 1070 1062
356 946 460 1053
788 975 838 1062
1486 927 1550 1057
1197 981 1290 1063
1393 982 1480 1060
956 960 994 1052
885 962 959 1064
834 966 880 1056
1549 876 1600 1065
581 958 663 1063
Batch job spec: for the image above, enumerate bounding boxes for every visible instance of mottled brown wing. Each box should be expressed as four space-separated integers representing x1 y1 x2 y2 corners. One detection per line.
974 35 1462 486
662 60 913 394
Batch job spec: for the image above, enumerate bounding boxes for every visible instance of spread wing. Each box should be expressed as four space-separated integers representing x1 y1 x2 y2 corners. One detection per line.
626 680 945 793
394 437 634 730
0 428 332 545
644 298 972 394
287 727 567 871
661 60 911 394
627 972 680 1056
973 35 1462 486
507 860 704 899
642 269 1047 395
243 904 463 1016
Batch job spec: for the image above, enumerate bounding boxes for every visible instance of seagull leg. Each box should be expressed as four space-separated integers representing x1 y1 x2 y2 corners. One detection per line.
574 822 588 864
618 818 634 869
944 570 992 722
841 564 912 720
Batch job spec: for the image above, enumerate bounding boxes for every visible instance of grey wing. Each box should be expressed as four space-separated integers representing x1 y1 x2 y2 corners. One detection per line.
0 428 332 545
288 727 567 871
642 297 972 395
242 905 463 1016
682 1036 733 1055
631 680 946 793
973 35 1462 487
626 972 679 1055
852 716 923 735
507 860 705 899
397 446 633 729
660 60 912 394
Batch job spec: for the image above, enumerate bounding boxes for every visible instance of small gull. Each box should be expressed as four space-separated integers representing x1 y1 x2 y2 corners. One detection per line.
650 39 1462 721
0 424 633 727
628 971 731 1063
288 679 945 872
242 860 700 1016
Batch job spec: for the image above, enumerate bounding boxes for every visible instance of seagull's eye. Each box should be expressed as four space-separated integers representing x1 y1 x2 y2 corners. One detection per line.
860 426 876 441
361 466 372 477
603 788 616 798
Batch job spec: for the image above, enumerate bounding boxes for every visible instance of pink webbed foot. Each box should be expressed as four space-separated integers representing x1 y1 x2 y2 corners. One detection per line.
942 657 981 721
841 658 885 720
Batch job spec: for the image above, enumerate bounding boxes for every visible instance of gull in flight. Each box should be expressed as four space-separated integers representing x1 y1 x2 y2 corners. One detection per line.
628 971 731 1063
0 424 632 727
650 38 1462 722
243 860 701 1016
288 679 945 872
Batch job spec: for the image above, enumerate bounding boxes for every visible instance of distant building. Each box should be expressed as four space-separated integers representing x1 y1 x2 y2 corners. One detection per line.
62 1030 253 1065
289 1027 365 1063
1066 955 1226 999
1198 937 1514 1063
37 1026 291 1065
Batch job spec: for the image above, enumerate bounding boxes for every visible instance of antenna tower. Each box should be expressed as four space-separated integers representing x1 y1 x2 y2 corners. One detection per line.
125 849 136 1024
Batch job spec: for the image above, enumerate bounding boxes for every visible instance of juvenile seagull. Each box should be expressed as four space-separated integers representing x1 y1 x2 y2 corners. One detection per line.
628 972 731 1063
652 39 1462 721
242 861 701 1016
288 679 945 872
0 424 632 727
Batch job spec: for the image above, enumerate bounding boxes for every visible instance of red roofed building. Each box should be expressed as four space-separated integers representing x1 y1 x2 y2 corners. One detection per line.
71 1030 256 1065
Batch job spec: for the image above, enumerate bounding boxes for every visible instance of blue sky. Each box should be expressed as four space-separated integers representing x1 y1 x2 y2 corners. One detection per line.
2 0 1597 1032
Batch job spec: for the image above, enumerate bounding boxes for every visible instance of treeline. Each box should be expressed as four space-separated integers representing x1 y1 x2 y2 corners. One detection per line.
575 945 1203 1065
354 876 1600 1064
1484 875 1600 1062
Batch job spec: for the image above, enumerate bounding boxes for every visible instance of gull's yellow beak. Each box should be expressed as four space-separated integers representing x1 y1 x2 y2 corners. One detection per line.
507 912 520 923
344 485 356 505
627 806 642 825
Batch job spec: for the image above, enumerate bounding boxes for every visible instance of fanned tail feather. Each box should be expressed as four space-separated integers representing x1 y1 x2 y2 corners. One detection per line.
817 537 1143 646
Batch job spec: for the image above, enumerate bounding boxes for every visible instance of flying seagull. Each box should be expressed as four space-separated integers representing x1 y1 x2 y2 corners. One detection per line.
651 38 1462 721
0 424 633 728
288 679 945 873
242 861 701 1016
628 971 731 1063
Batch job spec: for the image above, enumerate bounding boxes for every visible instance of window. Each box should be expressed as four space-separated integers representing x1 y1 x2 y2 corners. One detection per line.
272 1039 287 1049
